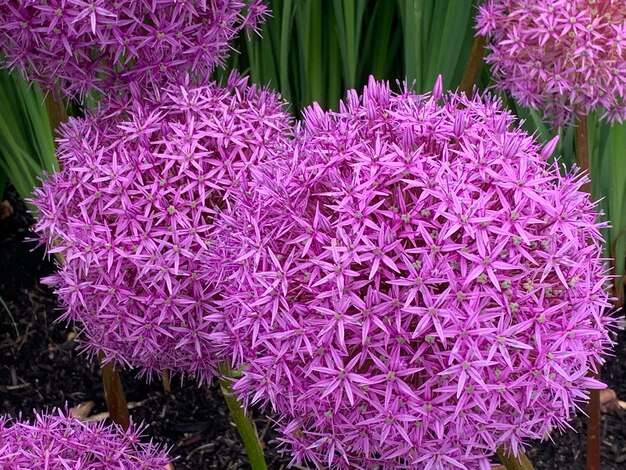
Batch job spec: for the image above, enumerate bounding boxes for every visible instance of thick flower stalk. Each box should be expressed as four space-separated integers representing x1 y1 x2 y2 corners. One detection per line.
476 0 626 125
0 0 266 99
214 77 617 469
0 409 171 469
32 74 292 383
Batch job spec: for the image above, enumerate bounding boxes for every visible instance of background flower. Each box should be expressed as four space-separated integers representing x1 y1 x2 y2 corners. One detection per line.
476 0 626 124
0 409 171 469
0 0 267 99
215 77 617 469
32 74 292 383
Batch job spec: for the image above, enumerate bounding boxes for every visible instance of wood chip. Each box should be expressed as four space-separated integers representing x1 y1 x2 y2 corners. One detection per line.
69 401 95 419
0 200 14 220
601 388 621 412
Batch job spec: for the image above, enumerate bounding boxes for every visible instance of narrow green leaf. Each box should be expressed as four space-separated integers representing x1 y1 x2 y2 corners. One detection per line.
0 70 57 200
398 0 424 89
279 0 295 105
360 1 397 79
427 0 473 90
327 9 342 109
422 0 448 89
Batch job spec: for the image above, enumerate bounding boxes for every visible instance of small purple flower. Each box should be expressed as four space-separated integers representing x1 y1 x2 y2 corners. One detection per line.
32 73 292 383
215 77 617 469
0 0 267 99
476 0 626 124
0 409 171 469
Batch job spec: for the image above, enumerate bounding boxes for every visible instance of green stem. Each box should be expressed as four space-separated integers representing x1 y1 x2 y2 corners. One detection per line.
218 363 268 470
497 447 534 470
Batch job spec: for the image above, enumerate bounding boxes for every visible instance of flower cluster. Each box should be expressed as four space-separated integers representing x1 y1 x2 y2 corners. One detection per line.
0 0 267 99
0 409 171 469
32 74 292 383
476 0 626 124
214 77 616 469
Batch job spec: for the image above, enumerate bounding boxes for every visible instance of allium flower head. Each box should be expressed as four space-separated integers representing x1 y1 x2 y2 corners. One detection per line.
32 74 292 383
215 77 617 469
476 0 626 124
0 0 267 99
0 409 171 469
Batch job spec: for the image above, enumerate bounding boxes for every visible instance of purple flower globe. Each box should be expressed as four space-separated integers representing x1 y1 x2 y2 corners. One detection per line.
476 0 626 125
0 410 170 469
214 77 617 469
0 0 267 99
32 74 292 383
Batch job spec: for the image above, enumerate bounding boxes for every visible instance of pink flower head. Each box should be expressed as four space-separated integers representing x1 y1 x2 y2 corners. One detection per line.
215 77 617 469
32 74 292 383
0 0 267 99
476 0 626 125
0 409 171 469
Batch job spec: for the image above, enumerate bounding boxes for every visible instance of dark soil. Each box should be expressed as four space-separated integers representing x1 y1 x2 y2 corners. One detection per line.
1 182 626 469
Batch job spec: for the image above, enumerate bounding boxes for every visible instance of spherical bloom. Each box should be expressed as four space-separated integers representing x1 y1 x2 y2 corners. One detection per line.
476 0 626 124
32 74 292 383
0 409 171 469
215 77 617 469
0 0 267 99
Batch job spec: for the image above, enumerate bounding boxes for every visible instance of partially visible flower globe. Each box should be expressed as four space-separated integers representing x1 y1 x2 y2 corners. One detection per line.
215 77 617 469
476 0 626 125
0 0 267 99
0 409 171 469
32 74 292 383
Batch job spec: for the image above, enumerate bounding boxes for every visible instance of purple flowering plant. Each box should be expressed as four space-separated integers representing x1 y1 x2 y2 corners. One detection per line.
0 0 267 99
0 409 171 469
476 0 626 125
213 77 617 469
2 0 623 467
32 73 292 383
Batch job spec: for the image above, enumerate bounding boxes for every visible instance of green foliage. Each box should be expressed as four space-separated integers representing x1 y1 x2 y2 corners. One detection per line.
0 70 57 202
398 0 478 93
224 0 482 115
223 0 403 114
590 118 626 298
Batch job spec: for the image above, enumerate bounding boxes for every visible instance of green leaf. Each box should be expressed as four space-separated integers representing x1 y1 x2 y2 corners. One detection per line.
604 123 626 285
0 169 6 201
0 70 58 201
332 0 366 89
279 0 295 105
398 0 424 89
360 1 398 79
398 0 476 93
